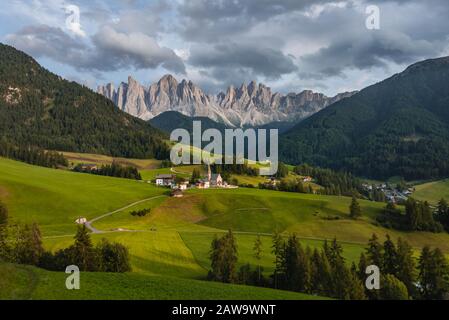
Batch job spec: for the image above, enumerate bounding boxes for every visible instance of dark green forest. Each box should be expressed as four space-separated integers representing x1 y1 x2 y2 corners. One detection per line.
280 57 449 180
0 43 169 160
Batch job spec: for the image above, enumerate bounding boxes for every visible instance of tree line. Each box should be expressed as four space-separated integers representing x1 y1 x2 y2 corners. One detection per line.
0 201 130 273
73 162 142 180
293 164 364 197
0 44 170 161
377 199 445 233
259 163 374 200
207 230 449 300
0 139 68 168
130 208 151 217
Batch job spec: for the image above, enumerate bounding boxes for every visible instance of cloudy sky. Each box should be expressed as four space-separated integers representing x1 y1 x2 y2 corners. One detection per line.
1 0 449 96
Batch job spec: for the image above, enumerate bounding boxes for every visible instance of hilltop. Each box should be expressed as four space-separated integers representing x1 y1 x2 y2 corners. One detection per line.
280 56 449 180
0 43 168 159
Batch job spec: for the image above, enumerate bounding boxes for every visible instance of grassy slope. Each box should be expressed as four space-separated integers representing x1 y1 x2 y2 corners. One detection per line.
0 264 321 300
413 179 449 205
62 151 162 170
0 157 166 235
2 157 449 299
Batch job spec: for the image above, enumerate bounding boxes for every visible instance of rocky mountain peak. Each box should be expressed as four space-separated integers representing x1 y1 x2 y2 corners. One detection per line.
98 74 357 126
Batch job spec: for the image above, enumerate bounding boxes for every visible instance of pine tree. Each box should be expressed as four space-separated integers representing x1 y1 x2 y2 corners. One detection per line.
326 237 344 269
405 198 419 230
271 231 285 289
396 238 416 296
383 235 398 275
349 196 362 219
418 247 449 299
72 225 97 271
357 252 368 281
222 230 238 283
436 198 449 231
253 234 263 283
284 234 300 291
366 234 383 268
209 230 238 283
209 235 222 281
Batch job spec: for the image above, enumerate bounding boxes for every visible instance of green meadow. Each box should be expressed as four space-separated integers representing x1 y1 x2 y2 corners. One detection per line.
413 179 449 205
2 156 449 299
0 263 321 300
0 157 166 235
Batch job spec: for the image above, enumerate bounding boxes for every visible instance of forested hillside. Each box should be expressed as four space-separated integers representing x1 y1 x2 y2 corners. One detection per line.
280 56 449 180
0 43 169 159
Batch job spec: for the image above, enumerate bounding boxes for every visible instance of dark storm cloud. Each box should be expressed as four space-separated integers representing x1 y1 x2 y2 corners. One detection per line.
188 43 296 79
300 31 443 78
6 24 186 74
177 0 334 42
177 0 449 84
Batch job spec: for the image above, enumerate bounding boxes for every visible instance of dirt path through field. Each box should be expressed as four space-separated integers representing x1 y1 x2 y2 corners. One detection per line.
84 195 166 234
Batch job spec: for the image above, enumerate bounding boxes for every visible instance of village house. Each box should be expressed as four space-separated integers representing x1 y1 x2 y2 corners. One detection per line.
302 176 313 182
171 189 183 198
196 179 210 189
155 174 176 186
79 163 98 171
172 181 189 190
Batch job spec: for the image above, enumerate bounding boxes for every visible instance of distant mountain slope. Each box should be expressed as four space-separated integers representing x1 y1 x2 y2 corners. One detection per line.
280 56 449 180
0 43 169 159
98 75 355 127
149 111 228 135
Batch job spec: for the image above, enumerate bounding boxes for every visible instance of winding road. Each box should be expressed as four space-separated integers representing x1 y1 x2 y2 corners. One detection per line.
83 195 166 234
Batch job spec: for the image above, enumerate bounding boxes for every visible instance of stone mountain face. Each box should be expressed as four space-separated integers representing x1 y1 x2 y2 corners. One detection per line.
98 75 356 127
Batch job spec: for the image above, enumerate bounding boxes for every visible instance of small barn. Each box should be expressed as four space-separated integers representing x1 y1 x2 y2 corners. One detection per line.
171 189 183 198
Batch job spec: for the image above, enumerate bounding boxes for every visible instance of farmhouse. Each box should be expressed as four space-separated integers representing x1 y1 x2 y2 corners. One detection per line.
172 181 189 190
155 174 176 186
196 179 210 189
171 189 183 198
79 163 98 171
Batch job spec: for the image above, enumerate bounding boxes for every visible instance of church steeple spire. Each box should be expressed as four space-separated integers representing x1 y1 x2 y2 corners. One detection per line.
207 163 211 182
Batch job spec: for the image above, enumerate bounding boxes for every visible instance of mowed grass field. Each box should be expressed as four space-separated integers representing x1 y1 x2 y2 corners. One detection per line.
0 157 166 235
0 264 321 300
62 151 162 170
2 156 449 299
413 179 449 205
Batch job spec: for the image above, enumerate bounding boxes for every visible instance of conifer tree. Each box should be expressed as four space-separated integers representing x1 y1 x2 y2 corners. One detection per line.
366 234 383 268
436 198 449 231
349 196 362 219
357 252 368 281
396 237 416 296
383 235 398 275
253 234 263 282
418 247 449 299
72 225 97 271
271 231 285 289
209 230 238 283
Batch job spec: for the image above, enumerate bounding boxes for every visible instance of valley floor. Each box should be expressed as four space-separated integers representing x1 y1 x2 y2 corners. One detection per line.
1 156 449 299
